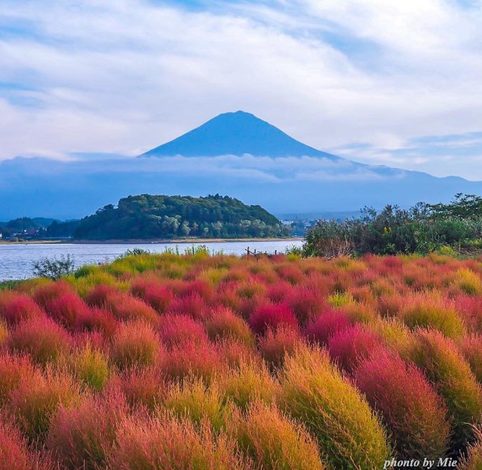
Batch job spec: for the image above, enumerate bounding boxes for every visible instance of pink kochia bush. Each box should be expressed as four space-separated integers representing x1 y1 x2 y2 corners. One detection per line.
0 252 481 468
354 351 450 458
327 324 383 373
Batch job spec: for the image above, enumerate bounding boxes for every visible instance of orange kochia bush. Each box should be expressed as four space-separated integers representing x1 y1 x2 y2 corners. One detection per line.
0 252 480 468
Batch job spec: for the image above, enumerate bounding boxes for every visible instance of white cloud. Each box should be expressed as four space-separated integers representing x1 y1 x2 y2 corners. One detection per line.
0 0 481 178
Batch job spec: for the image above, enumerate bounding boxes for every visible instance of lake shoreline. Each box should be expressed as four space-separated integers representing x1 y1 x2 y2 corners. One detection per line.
0 237 303 245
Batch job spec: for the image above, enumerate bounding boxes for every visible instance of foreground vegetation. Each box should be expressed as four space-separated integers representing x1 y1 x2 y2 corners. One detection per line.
0 251 481 469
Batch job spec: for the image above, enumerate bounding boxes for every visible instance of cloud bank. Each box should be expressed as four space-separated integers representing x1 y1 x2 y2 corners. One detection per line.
0 0 481 178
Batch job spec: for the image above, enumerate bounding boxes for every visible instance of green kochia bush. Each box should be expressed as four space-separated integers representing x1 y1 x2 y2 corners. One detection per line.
230 401 325 470
279 345 391 469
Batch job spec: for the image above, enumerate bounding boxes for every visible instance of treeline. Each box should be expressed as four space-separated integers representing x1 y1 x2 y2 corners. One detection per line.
0 217 79 240
74 194 290 240
304 194 482 257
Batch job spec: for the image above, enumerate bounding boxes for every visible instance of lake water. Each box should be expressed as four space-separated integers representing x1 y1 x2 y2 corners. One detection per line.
0 240 303 281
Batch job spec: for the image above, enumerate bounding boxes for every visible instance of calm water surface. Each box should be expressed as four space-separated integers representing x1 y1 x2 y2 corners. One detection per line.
0 240 303 281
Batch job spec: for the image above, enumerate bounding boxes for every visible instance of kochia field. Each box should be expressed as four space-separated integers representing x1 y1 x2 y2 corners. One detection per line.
0 252 481 469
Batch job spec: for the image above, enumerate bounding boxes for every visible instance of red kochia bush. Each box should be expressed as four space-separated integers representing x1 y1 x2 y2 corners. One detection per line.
130 277 172 313
327 325 383 373
47 394 125 470
33 281 73 310
85 284 117 308
167 293 208 321
286 287 325 325
45 292 90 329
459 335 482 383
249 302 298 335
75 307 117 338
104 292 159 326
158 313 207 347
259 326 301 367
118 367 167 411
0 418 41 470
0 292 43 325
161 341 222 382
9 317 71 365
305 309 351 345
0 354 36 405
355 351 450 458
455 295 482 333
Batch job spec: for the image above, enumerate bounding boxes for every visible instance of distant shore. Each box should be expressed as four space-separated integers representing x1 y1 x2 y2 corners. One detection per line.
0 237 303 245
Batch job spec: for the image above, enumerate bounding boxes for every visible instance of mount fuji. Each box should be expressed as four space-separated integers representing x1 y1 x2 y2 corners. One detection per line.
142 110 338 159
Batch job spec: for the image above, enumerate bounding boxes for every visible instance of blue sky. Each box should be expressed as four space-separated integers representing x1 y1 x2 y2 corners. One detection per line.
0 0 482 179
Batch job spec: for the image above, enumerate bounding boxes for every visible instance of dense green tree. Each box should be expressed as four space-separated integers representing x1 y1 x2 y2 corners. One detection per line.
73 194 290 240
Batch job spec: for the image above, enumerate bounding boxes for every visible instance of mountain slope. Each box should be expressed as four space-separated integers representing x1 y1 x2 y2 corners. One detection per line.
142 110 338 159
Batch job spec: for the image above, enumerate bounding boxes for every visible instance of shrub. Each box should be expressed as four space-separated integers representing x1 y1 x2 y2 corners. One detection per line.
0 418 44 470
371 318 415 357
458 427 482 470
249 302 298 335
130 277 172 312
279 345 390 469
75 306 117 338
455 295 482 333
118 367 167 411
305 309 351 345
286 287 324 325
230 401 324 470
0 320 7 347
105 292 159 326
167 292 208 321
8 371 80 441
111 322 161 370
354 351 449 458
9 316 71 365
108 412 243 470
164 379 229 432
218 360 278 410
215 338 257 368
85 284 118 308
400 294 465 339
158 313 207 347
459 335 482 383
32 255 75 280
454 268 482 295
161 342 221 382
258 326 301 367
33 281 73 309
44 291 90 329
46 394 124 470
206 308 254 345
327 324 383 373
0 291 43 325
410 329 482 453
70 344 109 390
0 354 36 405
